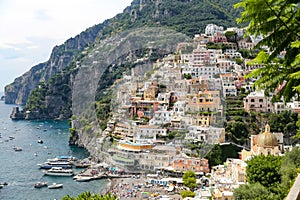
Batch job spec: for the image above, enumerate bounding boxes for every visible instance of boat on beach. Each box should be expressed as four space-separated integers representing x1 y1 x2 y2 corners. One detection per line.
48 183 63 189
34 182 48 188
74 175 94 182
44 167 74 176
74 159 91 168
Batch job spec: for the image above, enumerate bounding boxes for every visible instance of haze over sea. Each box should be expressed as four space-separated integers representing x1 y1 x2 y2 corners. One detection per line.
0 100 107 200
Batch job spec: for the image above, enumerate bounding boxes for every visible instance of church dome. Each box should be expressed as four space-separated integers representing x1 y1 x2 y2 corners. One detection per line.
257 124 278 147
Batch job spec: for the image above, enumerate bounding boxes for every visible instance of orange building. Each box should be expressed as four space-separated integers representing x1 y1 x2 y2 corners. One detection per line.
172 158 210 174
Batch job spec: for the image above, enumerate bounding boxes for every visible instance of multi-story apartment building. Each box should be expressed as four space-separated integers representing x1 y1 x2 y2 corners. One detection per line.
185 125 225 144
136 125 168 142
149 110 173 125
217 60 236 74
220 74 237 97
182 64 219 79
139 145 177 171
243 90 273 113
172 158 210 174
205 24 224 36
186 90 222 114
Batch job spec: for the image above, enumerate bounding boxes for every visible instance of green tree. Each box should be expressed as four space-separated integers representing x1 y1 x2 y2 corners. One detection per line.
235 0 300 103
182 170 197 190
205 144 222 167
233 183 275 200
280 147 300 191
62 192 118 200
226 121 249 144
180 190 195 198
246 155 283 188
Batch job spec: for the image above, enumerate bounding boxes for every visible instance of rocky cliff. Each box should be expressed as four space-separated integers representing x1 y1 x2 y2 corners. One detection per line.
4 23 104 105
5 0 240 107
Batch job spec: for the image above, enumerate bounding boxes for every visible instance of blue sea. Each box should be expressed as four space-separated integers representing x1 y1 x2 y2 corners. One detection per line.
0 101 108 200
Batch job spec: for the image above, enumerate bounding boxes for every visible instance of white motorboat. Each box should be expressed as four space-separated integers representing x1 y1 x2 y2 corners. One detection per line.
48 183 63 189
44 167 74 176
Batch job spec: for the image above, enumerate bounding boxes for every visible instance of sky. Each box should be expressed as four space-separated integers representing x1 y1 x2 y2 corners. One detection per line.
0 0 133 92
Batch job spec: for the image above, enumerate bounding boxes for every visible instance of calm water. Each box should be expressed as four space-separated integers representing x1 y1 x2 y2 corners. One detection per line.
0 101 108 200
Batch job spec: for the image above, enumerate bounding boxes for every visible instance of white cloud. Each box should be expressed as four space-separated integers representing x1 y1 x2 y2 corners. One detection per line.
0 0 133 91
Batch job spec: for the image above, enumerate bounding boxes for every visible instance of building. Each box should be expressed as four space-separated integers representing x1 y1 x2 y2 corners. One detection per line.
149 110 173 125
243 90 273 113
205 24 224 36
185 125 225 144
220 74 237 97
171 158 210 174
139 145 177 171
241 124 283 161
112 140 154 169
226 158 247 184
186 90 222 114
136 125 168 141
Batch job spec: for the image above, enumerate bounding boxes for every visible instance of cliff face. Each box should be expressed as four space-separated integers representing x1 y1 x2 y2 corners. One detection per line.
4 24 104 105
5 0 240 106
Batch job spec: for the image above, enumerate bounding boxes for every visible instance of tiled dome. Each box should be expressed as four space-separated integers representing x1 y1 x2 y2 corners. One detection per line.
257 124 278 147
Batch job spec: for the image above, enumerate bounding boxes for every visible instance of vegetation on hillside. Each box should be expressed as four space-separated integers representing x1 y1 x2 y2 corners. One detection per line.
236 0 300 104
234 147 300 199
62 192 118 200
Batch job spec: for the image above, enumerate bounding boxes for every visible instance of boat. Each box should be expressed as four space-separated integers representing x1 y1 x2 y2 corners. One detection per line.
74 160 91 168
13 146 22 151
38 161 72 169
44 167 74 176
34 182 48 188
74 176 93 182
48 183 63 189
47 156 77 163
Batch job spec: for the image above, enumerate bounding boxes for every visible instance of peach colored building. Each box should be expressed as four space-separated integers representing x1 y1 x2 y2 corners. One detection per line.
172 158 210 174
186 90 221 114
243 90 273 113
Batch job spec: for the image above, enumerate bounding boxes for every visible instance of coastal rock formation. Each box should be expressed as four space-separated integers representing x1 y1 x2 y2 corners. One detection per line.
4 24 104 105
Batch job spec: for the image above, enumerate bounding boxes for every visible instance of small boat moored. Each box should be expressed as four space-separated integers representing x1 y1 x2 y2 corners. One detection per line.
48 183 63 189
13 146 22 151
34 182 48 188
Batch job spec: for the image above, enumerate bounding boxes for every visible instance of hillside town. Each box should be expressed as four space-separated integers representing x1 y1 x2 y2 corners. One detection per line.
87 24 300 199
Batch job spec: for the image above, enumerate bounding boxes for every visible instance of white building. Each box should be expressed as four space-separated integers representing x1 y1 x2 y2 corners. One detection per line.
173 101 186 116
220 74 237 97
205 24 224 36
149 110 173 125
185 125 225 144
136 125 168 141
182 65 219 79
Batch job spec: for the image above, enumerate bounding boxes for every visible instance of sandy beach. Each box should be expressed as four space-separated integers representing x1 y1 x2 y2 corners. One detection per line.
103 176 182 200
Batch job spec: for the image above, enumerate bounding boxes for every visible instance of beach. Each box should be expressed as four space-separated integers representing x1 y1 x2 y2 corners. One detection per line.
103 176 182 200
